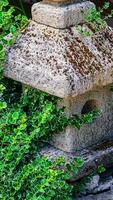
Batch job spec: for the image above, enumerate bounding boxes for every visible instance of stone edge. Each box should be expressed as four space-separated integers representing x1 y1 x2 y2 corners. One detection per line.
31 1 95 29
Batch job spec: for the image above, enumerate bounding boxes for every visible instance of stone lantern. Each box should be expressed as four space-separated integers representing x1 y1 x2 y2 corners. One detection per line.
5 0 113 153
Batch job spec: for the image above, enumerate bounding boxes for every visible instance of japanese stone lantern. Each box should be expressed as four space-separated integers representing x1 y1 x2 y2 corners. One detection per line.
5 0 113 152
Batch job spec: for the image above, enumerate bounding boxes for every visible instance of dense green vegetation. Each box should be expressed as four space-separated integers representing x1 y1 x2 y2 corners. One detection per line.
0 0 105 199
77 2 113 36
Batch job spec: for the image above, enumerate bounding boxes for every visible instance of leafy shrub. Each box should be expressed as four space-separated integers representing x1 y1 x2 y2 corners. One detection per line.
0 81 86 199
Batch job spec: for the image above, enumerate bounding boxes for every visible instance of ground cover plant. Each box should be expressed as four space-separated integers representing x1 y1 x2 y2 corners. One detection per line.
0 0 102 199
77 2 113 36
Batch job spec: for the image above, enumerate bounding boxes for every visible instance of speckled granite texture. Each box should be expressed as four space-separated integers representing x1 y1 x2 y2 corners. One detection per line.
5 21 113 98
32 1 94 28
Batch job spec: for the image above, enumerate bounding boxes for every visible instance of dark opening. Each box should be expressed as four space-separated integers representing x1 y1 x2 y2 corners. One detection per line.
81 99 99 115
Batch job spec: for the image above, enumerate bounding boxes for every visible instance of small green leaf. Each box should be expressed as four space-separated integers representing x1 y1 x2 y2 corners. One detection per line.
97 165 106 174
8 38 15 46
0 43 3 51
103 2 110 10
12 111 20 121
0 101 7 110
10 25 17 34
74 157 84 168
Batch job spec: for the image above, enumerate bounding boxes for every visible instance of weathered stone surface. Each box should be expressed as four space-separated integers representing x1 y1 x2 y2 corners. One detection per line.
51 85 113 152
40 141 113 181
74 168 113 197
4 21 113 99
86 175 100 191
92 177 113 193
41 143 113 199
75 191 113 200
32 1 94 28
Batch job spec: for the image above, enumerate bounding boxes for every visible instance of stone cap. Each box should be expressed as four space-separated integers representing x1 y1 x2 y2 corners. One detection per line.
32 1 95 29
4 21 113 98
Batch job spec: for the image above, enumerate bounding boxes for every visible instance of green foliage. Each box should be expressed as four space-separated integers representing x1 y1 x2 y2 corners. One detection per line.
77 2 113 36
73 176 92 196
0 0 102 199
0 154 71 199
73 164 106 196
97 165 106 174
0 84 85 199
